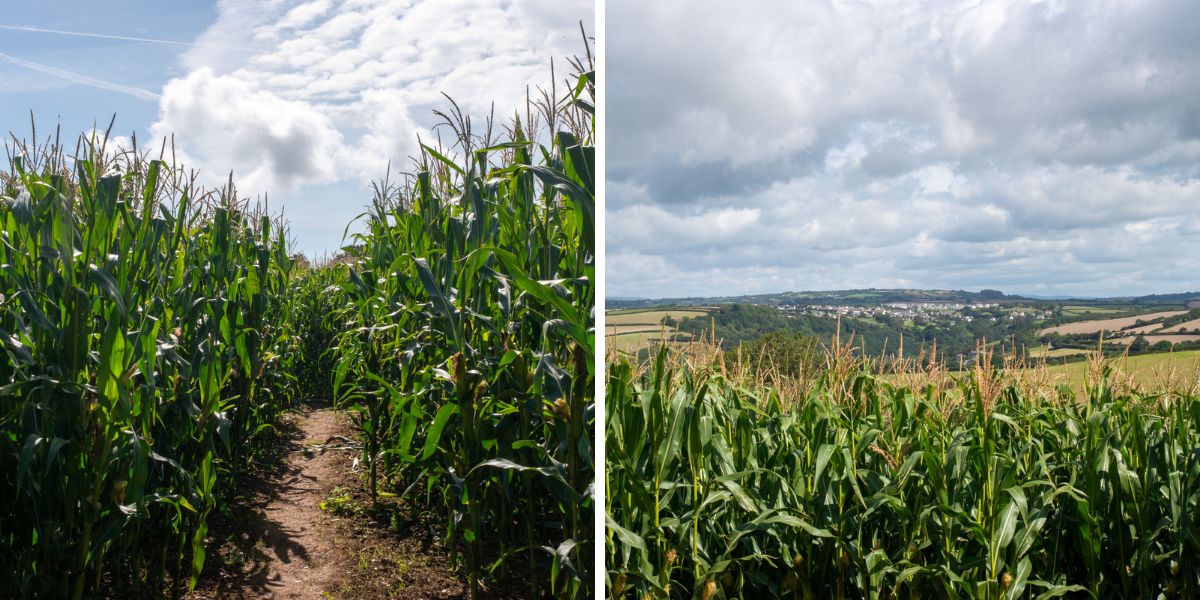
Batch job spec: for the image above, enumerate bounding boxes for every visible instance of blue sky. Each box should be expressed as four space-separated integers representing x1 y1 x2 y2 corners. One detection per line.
1 0 590 258
0 2 213 148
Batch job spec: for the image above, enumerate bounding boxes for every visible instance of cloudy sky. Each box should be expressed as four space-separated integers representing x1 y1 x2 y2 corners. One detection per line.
608 0 1200 299
1 0 590 257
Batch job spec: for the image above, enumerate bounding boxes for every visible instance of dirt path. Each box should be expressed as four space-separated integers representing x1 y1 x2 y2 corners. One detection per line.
188 402 477 600
188 404 358 599
247 408 347 598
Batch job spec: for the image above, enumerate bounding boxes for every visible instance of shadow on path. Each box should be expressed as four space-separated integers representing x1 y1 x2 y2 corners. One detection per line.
188 400 348 599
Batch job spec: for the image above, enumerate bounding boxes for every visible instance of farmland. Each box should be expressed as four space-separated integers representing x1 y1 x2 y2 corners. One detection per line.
605 292 1200 596
606 293 1200 374
1109 335 1200 346
1039 310 1187 336
605 342 1200 599
607 309 712 324
605 308 709 354
964 350 1200 393
608 324 668 335
1038 307 1200 365
1059 305 1127 316
0 138 302 598
1028 345 1088 358
1163 318 1200 333
324 60 596 598
1035 350 1200 391
0 54 594 600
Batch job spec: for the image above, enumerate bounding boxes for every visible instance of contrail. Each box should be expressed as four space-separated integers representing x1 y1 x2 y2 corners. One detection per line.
0 51 160 102
0 24 264 54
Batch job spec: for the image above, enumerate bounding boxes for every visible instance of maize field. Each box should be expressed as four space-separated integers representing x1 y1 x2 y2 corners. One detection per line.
326 59 596 599
605 345 1200 599
0 47 594 599
0 135 302 598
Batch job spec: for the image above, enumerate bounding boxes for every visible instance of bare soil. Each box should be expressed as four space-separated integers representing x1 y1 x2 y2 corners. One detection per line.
1039 310 1187 336
1125 322 1171 335
1110 334 1200 346
187 401 477 599
1158 318 1200 334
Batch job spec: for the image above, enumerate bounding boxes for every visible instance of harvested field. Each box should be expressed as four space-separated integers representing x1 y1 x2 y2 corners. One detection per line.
605 309 708 353
607 330 694 353
1109 334 1200 346
1124 322 1170 335
1156 318 1200 334
604 324 669 335
1040 310 1187 336
1031 347 1090 358
605 309 709 326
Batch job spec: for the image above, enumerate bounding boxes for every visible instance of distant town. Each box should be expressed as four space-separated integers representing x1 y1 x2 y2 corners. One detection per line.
776 301 1052 323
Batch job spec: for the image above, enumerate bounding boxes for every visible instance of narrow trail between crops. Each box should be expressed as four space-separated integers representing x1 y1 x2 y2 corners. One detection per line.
188 401 472 600
198 404 349 599
247 406 345 598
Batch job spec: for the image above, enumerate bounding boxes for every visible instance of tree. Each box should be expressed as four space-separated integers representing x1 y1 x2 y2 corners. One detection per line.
728 331 821 384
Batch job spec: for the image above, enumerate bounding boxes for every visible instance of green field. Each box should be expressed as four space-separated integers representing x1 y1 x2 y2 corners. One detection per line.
1060 305 1128 316
1039 350 1200 390
607 345 1200 598
2 58 594 599
939 351 1200 391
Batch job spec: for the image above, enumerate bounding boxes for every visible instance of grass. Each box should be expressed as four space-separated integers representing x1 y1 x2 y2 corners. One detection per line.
947 350 1200 394
1060 305 1127 316
1036 350 1200 391
320 487 360 517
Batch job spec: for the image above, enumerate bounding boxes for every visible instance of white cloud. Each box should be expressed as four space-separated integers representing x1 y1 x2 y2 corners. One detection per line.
152 67 343 193
609 0 1200 298
150 0 591 252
